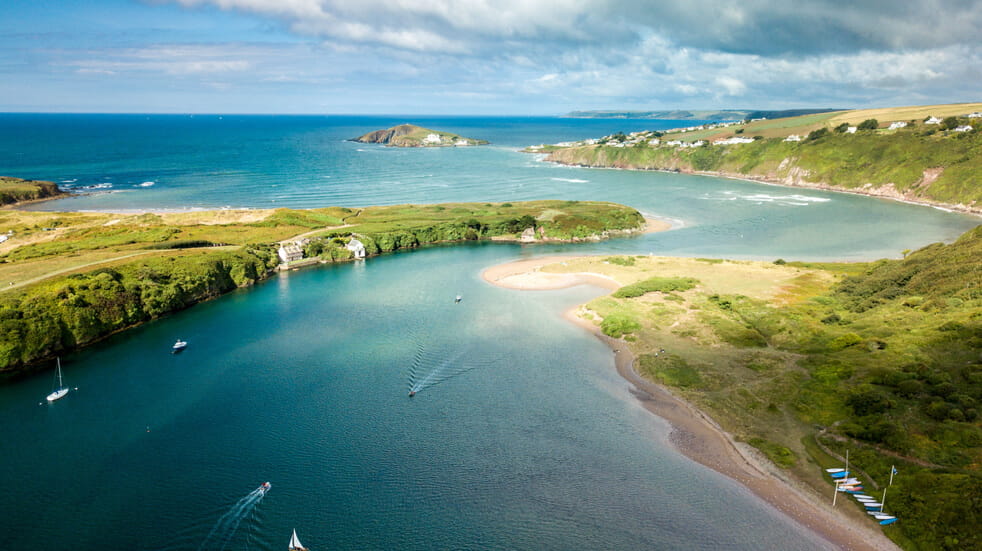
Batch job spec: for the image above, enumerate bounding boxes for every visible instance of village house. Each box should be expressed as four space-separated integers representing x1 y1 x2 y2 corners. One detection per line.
968 112 981 118
953 125 974 132
925 116 942 125
784 134 802 142
888 121 908 130
278 243 303 263
714 136 754 145
520 227 537 242
423 133 443 144
346 237 366 259
845 127 857 134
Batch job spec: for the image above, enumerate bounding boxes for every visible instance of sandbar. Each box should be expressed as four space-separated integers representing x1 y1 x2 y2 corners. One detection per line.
482 255 899 551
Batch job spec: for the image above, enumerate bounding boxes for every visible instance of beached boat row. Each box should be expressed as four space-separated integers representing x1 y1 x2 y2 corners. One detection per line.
826 468 898 525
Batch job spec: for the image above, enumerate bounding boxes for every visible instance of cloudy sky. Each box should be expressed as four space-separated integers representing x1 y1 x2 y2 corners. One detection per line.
2 0 980 114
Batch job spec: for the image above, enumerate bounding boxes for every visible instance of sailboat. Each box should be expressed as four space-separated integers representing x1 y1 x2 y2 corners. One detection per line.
289 528 308 551
46 358 69 402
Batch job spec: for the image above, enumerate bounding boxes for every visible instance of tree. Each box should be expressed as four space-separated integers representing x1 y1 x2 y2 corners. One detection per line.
857 119 879 131
807 127 829 141
941 116 960 130
834 122 850 133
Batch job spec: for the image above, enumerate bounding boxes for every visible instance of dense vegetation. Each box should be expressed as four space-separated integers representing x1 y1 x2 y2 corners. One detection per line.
0 201 643 374
0 177 65 206
586 227 981 549
544 117 982 211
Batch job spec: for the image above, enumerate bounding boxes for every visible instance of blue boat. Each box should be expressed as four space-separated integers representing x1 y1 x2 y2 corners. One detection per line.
879 518 898 526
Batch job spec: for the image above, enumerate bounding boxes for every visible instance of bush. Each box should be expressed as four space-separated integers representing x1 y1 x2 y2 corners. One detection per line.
613 277 698 298
600 314 641 338
857 118 879 131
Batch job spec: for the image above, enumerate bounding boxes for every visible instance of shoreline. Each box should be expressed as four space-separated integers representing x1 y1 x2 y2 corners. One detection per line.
539 157 982 217
483 256 899 551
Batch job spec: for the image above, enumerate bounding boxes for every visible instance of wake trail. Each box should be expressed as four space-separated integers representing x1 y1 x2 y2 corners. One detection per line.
198 487 266 551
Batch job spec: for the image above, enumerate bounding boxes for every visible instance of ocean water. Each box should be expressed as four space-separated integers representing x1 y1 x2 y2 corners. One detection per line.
0 115 977 550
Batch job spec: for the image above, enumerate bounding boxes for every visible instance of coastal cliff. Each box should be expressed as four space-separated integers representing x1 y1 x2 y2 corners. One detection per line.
537 105 982 215
0 177 66 206
351 124 488 147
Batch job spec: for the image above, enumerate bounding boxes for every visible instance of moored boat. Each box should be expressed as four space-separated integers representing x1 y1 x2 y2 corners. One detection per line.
46 358 69 402
173 340 188 352
289 528 308 551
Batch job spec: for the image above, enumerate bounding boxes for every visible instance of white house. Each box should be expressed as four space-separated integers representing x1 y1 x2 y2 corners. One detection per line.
845 126 858 134
953 125 974 132
925 116 942 125
423 133 442 144
648 138 661 146
278 243 303 263
714 136 755 145
346 237 366 259
888 121 908 130
454 139 470 146
784 134 802 142
968 112 981 118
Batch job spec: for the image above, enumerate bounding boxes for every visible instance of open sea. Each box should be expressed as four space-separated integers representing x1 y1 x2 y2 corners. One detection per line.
0 114 977 550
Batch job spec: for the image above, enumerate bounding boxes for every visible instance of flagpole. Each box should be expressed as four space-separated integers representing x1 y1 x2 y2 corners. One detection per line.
889 465 895 486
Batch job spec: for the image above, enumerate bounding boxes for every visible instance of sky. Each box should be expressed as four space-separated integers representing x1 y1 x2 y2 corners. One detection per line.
1 0 980 115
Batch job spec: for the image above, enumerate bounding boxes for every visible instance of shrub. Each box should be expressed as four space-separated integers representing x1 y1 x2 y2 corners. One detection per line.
857 118 879 131
613 277 698 298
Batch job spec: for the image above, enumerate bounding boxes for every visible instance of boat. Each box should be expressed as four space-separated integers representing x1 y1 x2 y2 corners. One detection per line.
862 502 883 509
879 517 898 526
289 528 308 551
259 482 271 495
409 390 416 397
825 468 846 473
454 295 462 303
46 358 69 402
830 470 850 479
172 340 188 352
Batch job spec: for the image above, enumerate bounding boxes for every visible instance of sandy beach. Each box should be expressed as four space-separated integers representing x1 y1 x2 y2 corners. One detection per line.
482 256 899 551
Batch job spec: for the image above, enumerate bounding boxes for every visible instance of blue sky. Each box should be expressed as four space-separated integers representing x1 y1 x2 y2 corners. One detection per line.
2 0 980 114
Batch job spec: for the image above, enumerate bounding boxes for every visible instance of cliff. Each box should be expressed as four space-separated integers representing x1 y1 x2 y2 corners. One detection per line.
0 177 67 206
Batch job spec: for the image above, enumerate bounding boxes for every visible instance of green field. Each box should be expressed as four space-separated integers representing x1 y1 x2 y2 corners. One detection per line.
541 227 982 550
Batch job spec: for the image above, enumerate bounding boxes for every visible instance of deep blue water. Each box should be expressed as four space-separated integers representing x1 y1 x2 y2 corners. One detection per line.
0 115 978 550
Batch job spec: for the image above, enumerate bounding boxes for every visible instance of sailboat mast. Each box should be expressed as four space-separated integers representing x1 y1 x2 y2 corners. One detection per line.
56 358 63 389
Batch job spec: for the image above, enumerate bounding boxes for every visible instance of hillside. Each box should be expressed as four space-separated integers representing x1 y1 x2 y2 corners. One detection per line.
0 200 642 374
0 176 66 206
351 124 488 147
565 108 840 121
537 103 982 213
535 225 982 550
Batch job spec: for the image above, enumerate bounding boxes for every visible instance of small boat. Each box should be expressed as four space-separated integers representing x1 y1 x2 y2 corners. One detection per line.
289 528 308 551
830 471 850 479
879 517 898 525
258 481 271 495
863 502 883 509
825 468 846 473
409 390 416 397
46 358 69 402
172 340 188 352
454 295 462 303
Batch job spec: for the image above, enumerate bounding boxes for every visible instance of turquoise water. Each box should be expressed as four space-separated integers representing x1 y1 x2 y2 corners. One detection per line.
0 115 978 549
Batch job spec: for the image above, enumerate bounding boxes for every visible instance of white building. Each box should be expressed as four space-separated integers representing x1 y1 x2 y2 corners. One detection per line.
888 121 908 130
784 134 802 142
454 139 470 146
968 112 981 118
423 133 443 144
714 136 755 145
953 125 974 132
278 243 303 263
925 116 942 125
648 138 661 145
346 237 366 259
845 127 858 134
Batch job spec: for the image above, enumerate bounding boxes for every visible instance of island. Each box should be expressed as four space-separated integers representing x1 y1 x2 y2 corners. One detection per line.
0 199 645 374
533 102 982 214
351 124 489 147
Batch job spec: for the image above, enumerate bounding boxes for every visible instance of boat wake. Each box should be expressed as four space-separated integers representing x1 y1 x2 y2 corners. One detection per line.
407 338 500 396
197 483 269 551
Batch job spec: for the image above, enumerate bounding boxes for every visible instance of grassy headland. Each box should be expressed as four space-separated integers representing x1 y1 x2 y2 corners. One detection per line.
351 123 488 147
525 227 981 550
535 103 982 213
0 177 67 206
0 200 643 375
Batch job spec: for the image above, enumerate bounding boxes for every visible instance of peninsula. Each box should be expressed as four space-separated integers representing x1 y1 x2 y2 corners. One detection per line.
0 199 645 374
484 225 981 550
0 176 67 207
351 124 488 147
534 102 982 214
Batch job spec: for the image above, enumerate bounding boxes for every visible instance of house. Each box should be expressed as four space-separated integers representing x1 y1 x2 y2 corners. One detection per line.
278 243 303 263
454 139 470 146
845 127 857 134
520 227 537 242
784 134 802 142
648 138 661 146
346 237 366 259
888 121 908 130
953 125 974 132
423 133 442 144
713 136 754 145
925 116 942 125
968 112 981 118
